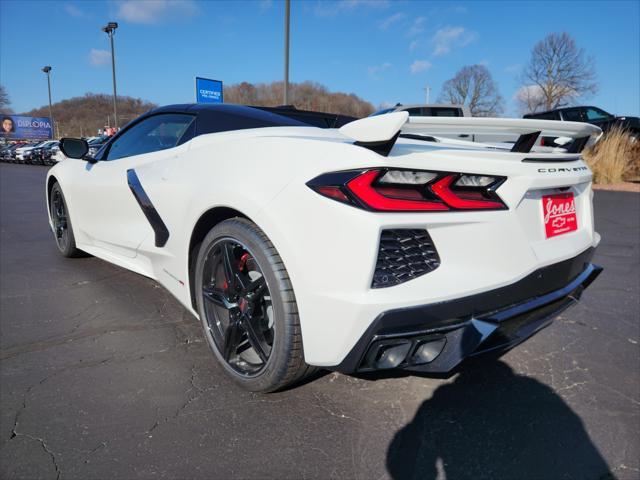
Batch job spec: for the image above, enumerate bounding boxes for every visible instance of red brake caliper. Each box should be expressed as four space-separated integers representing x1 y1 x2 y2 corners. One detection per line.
238 253 250 272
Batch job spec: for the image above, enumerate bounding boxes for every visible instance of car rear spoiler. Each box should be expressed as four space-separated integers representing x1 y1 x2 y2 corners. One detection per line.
339 112 602 156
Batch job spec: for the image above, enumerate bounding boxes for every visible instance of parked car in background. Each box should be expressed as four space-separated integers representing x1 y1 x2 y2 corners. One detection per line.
51 143 66 163
371 103 471 118
524 106 640 143
29 141 58 165
370 104 522 144
372 104 477 141
15 142 41 163
87 135 111 158
0 144 13 160
41 141 59 165
2 143 26 162
23 146 39 164
22 141 56 164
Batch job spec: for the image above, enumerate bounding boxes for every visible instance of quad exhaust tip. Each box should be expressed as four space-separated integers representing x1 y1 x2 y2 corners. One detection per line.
363 337 448 370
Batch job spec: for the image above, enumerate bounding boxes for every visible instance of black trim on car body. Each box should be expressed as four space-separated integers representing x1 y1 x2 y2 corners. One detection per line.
566 136 591 154
127 169 170 247
399 133 439 143
254 105 357 128
522 155 582 163
510 131 541 153
331 247 601 374
354 131 401 156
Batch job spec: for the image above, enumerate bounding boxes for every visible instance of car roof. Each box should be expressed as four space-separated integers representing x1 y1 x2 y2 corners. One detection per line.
104 103 315 148
140 103 309 121
136 103 354 133
147 103 301 116
526 105 603 116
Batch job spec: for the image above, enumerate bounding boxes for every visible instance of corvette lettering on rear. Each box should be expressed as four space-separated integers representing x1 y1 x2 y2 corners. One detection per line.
538 167 589 173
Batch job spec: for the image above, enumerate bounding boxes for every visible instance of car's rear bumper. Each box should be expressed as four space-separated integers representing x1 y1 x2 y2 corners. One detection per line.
331 247 601 374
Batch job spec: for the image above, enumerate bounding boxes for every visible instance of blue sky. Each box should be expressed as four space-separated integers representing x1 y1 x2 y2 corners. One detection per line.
1 0 639 116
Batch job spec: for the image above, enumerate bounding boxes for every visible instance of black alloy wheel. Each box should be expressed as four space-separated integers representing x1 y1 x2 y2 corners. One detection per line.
51 188 70 252
201 238 275 376
49 183 82 258
195 218 314 392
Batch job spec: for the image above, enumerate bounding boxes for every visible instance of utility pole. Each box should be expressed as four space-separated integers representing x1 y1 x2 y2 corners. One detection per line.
424 85 431 104
283 0 290 105
102 22 119 128
42 66 54 138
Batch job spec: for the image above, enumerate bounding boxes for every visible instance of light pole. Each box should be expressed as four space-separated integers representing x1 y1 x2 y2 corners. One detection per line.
102 22 119 129
283 0 290 105
42 66 55 138
424 85 431 104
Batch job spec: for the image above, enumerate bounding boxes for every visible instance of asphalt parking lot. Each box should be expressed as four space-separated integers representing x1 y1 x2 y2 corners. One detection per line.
0 163 638 480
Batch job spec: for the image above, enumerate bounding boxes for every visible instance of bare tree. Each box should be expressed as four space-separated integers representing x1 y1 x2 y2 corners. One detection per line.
0 85 12 113
229 82 258 105
515 85 545 116
437 65 504 117
519 32 597 114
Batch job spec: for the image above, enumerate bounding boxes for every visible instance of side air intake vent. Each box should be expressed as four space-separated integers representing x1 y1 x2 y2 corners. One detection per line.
372 229 440 288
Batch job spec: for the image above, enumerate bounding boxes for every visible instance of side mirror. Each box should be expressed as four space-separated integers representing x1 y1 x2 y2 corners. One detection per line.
59 138 94 162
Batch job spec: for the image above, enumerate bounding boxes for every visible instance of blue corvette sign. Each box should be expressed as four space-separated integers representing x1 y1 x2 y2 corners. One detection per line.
195 77 223 104
1 115 53 139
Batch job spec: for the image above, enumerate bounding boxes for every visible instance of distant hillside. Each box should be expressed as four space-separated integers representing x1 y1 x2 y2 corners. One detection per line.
22 93 157 138
20 82 373 138
225 81 374 117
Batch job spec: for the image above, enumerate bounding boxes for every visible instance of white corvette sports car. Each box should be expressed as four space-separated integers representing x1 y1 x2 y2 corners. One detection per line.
48 104 602 392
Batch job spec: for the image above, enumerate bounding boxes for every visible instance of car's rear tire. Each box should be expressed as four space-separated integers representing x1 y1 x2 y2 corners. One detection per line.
49 182 83 258
194 218 315 392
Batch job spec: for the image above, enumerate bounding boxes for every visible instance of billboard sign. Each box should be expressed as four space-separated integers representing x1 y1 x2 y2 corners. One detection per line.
195 77 223 104
1 115 53 140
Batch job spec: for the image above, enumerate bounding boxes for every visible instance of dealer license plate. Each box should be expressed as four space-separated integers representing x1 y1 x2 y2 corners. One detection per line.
542 193 578 238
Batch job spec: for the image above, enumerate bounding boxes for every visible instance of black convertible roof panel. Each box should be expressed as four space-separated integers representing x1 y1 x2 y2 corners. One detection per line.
144 103 357 135
254 106 357 128
141 103 309 136
194 104 309 135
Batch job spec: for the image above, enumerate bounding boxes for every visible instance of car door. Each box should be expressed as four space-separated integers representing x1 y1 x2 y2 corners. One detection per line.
67 113 195 259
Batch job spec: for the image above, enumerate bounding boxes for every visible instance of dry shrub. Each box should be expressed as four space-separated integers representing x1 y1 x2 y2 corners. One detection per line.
582 127 640 184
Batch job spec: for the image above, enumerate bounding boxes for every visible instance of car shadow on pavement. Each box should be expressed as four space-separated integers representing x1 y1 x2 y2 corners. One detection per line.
386 360 613 480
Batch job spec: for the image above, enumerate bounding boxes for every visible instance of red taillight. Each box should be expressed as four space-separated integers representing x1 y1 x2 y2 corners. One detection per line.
430 174 505 210
307 169 506 212
347 170 448 211
315 186 351 203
